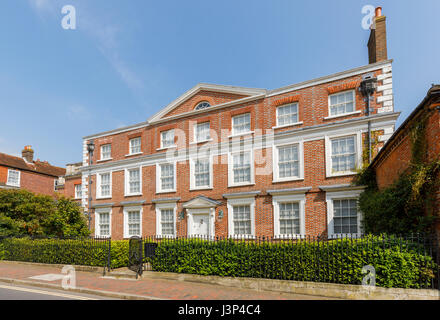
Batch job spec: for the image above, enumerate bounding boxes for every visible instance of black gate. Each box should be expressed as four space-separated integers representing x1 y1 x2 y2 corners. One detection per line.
128 236 143 278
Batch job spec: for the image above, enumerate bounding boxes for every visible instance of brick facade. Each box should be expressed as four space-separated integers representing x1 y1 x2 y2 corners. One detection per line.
82 9 399 240
372 85 440 232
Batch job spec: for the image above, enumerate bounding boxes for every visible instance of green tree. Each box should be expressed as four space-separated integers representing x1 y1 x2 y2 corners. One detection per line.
0 189 89 238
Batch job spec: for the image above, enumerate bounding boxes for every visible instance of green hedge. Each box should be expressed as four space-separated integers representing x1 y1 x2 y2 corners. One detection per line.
149 236 438 289
0 238 130 269
1 236 437 289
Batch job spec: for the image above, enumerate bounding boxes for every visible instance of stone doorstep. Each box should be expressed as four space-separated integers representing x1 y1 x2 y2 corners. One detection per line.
2 261 440 300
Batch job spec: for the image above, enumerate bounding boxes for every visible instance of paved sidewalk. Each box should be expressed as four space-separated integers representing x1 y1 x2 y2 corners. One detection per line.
0 261 335 300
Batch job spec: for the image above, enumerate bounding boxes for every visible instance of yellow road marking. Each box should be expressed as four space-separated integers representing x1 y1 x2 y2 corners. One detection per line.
0 284 97 300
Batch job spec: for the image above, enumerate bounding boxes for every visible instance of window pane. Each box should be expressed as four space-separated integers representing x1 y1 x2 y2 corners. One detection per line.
161 209 175 235
194 158 210 187
331 136 356 172
128 169 140 194
161 130 174 148
130 137 141 154
232 113 251 134
233 152 251 183
277 103 298 126
127 211 140 236
101 144 111 159
233 205 251 235
161 164 174 190
333 199 358 234
7 170 20 186
195 122 210 142
100 173 110 196
278 145 299 178
279 202 300 235
329 91 355 116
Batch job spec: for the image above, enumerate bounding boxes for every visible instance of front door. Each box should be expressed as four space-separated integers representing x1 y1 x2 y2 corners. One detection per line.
192 214 209 236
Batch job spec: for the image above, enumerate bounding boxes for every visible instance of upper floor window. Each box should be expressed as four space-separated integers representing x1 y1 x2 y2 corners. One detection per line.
194 122 211 142
273 143 303 182
6 169 20 187
157 162 176 193
328 90 355 117
229 151 254 186
330 135 357 174
277 103 298 126
125 168 141 196
232 113 251 135
101 144 111 160
129 137 141 155
190 157 212 190
160 129 175 148
195 101 211 110
97 172 111 198
74 184 82 199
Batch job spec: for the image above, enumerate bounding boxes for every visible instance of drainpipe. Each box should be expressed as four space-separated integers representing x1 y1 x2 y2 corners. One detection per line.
360 74 377 163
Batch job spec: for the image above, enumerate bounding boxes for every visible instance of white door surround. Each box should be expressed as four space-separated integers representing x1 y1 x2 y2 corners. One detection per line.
183 196 220 238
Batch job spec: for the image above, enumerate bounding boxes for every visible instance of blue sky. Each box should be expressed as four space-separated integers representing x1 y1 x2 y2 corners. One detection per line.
0 0 438 167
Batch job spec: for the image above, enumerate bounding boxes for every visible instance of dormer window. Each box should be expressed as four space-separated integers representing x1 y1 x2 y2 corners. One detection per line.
195 101 211 110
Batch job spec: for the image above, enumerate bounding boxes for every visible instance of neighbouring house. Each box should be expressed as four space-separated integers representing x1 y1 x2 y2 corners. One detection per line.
56 162 83 202
0 146 66 196
81 7 399 240
370 84 440 231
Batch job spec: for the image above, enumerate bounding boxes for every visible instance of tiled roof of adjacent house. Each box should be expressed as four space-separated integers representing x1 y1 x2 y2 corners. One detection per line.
0 152 66 177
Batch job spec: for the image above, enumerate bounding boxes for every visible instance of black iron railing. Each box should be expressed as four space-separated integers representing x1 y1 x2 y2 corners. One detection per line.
140 233 440 290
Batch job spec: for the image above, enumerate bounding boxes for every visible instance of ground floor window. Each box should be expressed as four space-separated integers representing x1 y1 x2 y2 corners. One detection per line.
123 207 142 238
95 209 111 238
227 197 256 238
155 202 177 237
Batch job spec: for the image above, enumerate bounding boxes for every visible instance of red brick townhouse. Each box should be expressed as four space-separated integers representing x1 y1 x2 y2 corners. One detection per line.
56 162 83 202
82 8 399 240
0 146 66 196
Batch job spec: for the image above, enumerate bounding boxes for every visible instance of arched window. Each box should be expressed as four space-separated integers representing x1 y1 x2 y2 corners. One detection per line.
195 101 211 110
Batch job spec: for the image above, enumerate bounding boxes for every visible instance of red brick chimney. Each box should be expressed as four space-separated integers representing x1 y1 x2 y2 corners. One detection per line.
367 6 388 64
22 145 34 163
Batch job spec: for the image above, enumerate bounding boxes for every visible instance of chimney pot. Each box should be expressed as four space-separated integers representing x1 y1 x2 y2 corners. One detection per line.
375 7 382 17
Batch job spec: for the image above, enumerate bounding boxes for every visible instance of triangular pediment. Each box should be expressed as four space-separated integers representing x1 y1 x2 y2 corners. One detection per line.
183 195 221 209
148 83 266 123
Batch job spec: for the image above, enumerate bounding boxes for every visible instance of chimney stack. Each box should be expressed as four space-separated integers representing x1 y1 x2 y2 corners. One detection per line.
367 6 388 64
22 145 34 163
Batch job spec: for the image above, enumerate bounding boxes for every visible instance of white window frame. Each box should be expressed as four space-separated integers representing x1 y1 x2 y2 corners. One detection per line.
74 184 82 199
100 144 112 160
123 206 142 238
6 169 20 187
155 202 177 238
228 150 254 187
96 172 112 199
227 197 256 239
275 102 302 128
95 208 112 238
156 162 177 193
272 193 306 239
124 167 142 196
327 90 357 118
129 137 142 155
231 113 252 136
160 129 176 149
325 132 362 177
189 155 213 190
272 141 304 182
194 122 211 143
326 189 363 238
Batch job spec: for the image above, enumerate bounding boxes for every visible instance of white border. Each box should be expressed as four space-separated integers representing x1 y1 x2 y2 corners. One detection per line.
124 167 142 196
189 155 213 190
155 202 177 238
272 193 306 238
227 197 256 239
272 141 304 183
94 207 112 238
96 172 112 199
228 150 255 187
156 161 177 193
325 131 362 178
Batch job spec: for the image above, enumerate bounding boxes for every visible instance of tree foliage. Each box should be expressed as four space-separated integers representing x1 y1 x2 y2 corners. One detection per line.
0 189 90 238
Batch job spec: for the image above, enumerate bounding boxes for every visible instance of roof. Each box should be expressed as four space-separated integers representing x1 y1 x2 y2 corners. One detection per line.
370 84 440 168
0 152 66 177
83 59 393 140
